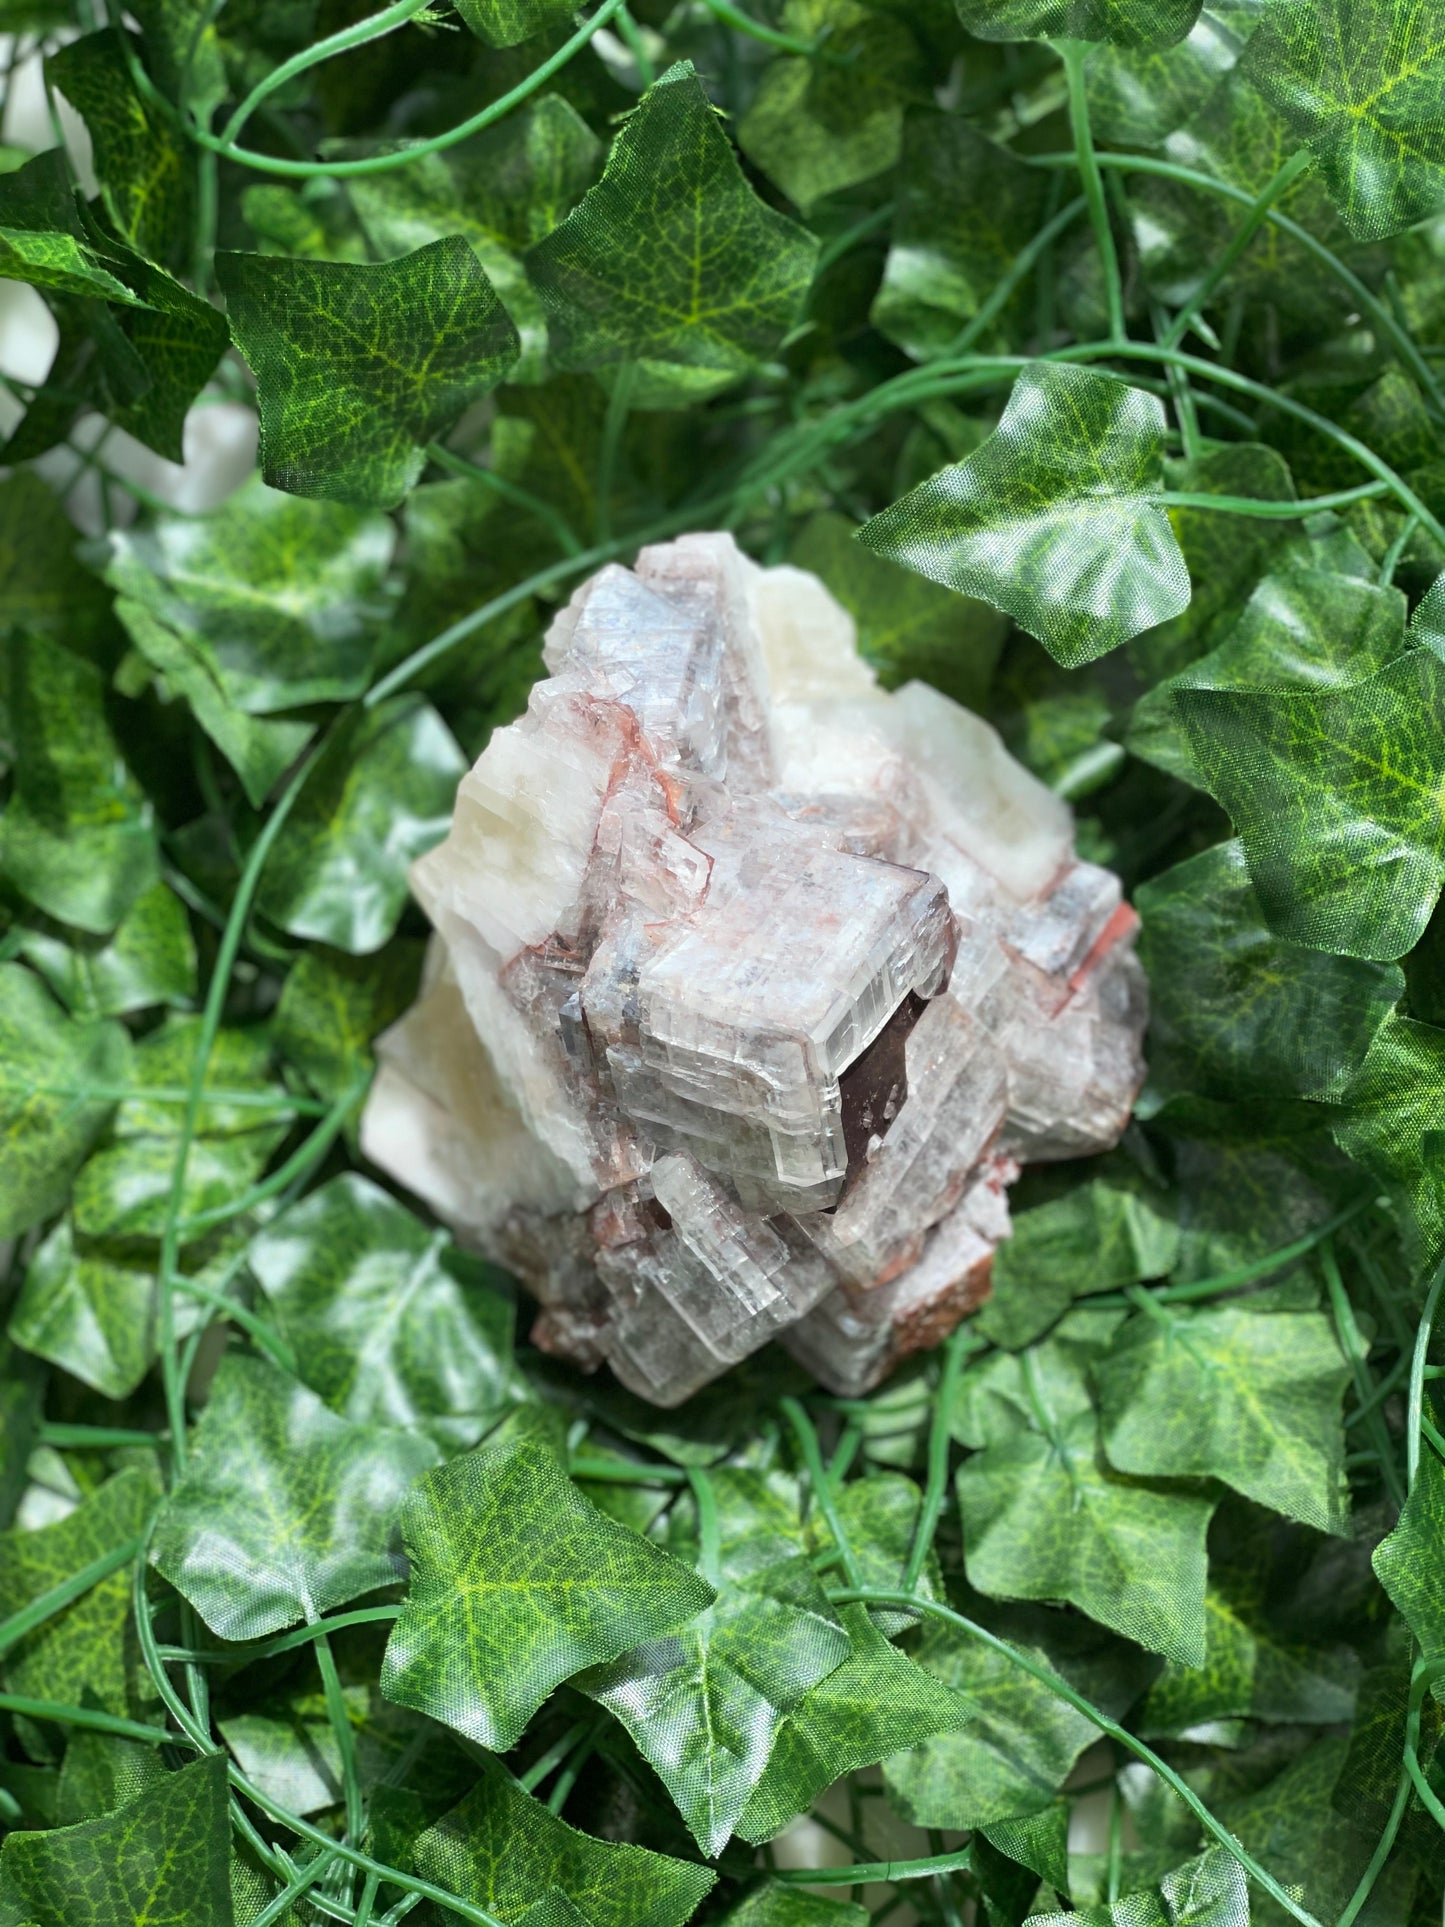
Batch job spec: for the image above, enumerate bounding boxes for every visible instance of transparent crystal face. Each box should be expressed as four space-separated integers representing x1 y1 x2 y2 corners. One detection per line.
361 533 1148 1404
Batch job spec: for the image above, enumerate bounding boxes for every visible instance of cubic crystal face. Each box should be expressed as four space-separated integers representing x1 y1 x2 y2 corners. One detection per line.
360 533 1148 1404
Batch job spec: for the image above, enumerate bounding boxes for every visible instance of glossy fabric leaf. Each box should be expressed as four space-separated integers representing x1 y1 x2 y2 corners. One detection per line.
0 637 158 935
736 1603 973 1843
954 0 1200 47
0 472 114 648
272 941 423 1104
105 479 395 714
248 1172 515 1446
858 363 1191 667
0 1755 231 1927
0 964 130 1244
16 883 197 1021
1096 1301 1350 1533
255 696 465 954
411 1752 715 1927
720 1888 866 1927
1329 1015 1445 1259
1136 840 1404 1102
150 1353 439 1641
1241 0 1445 240
451 0 573 48
381 1413 714 1750
1085 5 1258 148
216 239 520 508
1032 1847 1247 1927
527 63 819 400
1373 1447 1445 1665
54 1731 167 1825
1178 645 1445 960
819 1472 947 1633
0 1467 158 1721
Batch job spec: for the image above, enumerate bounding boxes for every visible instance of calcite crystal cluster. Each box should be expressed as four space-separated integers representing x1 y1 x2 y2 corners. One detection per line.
360 534 1147 1403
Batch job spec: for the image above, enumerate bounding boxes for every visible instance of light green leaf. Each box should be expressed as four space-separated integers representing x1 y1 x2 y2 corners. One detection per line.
719 1887 867 1927
0 1467 159 1724
15 883 197 1021
1177 645 1445 960
1031 1847 1247 1927
0 960 132 1245
1240 0 1445 240
255 696 465 954
1372 1418 1445 1662
54 1731 167 1825
105 478 395 714
871 113 1049 360
1329 1015 1445 1259
0 637 158 936
150 1353 439 1641
0 1756 231 1927
272 941 423 1105
527 62 819 403
1136 840 1403 1103
954 0 1200 47
1085 5 1258 147
381 1412 714 1751
857 363 1191 667
411 1752 716 1927
248 1172 516 1447
736 1603 973 1843
1096 1300 1350 1533
216 238 520 508
451 0 573 47
817 1471 947 1633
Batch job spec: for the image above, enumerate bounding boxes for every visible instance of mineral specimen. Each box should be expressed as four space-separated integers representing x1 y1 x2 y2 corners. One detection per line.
360 534 1147 1403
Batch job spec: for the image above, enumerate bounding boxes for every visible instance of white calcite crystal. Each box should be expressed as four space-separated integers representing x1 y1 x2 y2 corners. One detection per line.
360 534 1147 1403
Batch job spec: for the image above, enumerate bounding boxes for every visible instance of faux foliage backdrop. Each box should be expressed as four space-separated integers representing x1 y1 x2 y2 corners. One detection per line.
0 3 1444 1926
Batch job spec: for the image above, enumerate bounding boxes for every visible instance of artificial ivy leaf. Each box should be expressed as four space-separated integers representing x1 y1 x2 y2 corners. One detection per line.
272 942 423 1105
735 1603 973 1843
130 0 227 120
816 1471 947 1633
53 1730 166 1825
1373 1418 1445 1666
255 696 465 954
527 63 819 404
0 473 114 650
0 1755 231 1927
737 0 921 213
105 479 395 714
0 149 142 303
871 114 1049 360
1177 645 1445 960
150 1353 439 1641
1136 840 1404 1103
216 239 520 508
1085 5 1258 147
0 1339 44 1532
720 1888 867 1927
1240 0 1445 240
381 1412 714 1751
1032 1847 1247 1927
954 0 1200 47
1096 1300 1350 1533
451 0 572 47
0 1467 158 1724
15 883 198 1021
1329 1015 1445 1259
47 31 192 272
858 363 1191 667
412 1751 715 1927
0 636 158 935
0 964 130 1243
248 1172 516 1447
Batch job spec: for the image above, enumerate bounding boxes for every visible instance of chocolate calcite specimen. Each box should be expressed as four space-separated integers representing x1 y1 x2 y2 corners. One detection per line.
360 534 1147 1403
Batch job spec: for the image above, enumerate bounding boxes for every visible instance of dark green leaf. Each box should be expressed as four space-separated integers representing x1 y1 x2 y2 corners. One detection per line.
0 473 114 650
719 1888 867 1927
150 1352 439 1640
1329 1015 1445 1259
1373 1446 1445 1663
381 1411 714 1750
272 941 423 1104
15 883 198 1020
216 239 520 508
54 1731 167 1825
451 0 573 48
954 0 1200 47
1085 5 1258 147
255 696 465 953
858 363 1191 667
1032 1847 1247 1927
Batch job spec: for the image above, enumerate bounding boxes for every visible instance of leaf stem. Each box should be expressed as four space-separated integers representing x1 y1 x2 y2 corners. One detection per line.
782 1395 863 1589
1407 1258 1445 1492
220 0 433 145
1162 149 1312 351
0 1538 143 1659
903 1329 971 1591
1321 1238 1406 1509
314 1624 364 1850
426 442 585 557
686 1464 723 1589
1058 40 1124 346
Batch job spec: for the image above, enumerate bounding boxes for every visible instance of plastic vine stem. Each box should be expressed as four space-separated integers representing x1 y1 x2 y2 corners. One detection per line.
1058 40 1125 346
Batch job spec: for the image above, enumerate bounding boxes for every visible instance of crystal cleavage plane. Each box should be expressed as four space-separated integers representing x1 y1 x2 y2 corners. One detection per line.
360 534 1147 1404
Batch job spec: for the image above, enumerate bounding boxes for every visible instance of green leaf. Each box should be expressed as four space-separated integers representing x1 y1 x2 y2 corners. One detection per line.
735 1603 973 1843
451 0 573 48
816 1471 948 1633
953 0 1200 47
0 963 131 1244
0 1756 231 1927
0 473 114 650
255 696 465 954
1240 0 1445 240
857 363 1191 667
719 1887 867 1927
54 1731 167 1825
216 239 520 508
248 1172 516 1447
1085 6 1259 148
272 942 423 1104
527 63 819 403
737 0 920 213
150 1352 439 1640
1031 1847 1247 1927
412 1752 716 1927
0 1467 159 1723
871 113 1049 359
15 883 198 1021
105 478 395 714
1177 645 1445 960
1329 1015 1445 1258
1136 840 1404 1103
381 1412 715 1751
1096 1300 1350 1533
0 637 158 936
1373 1415 1445 1662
